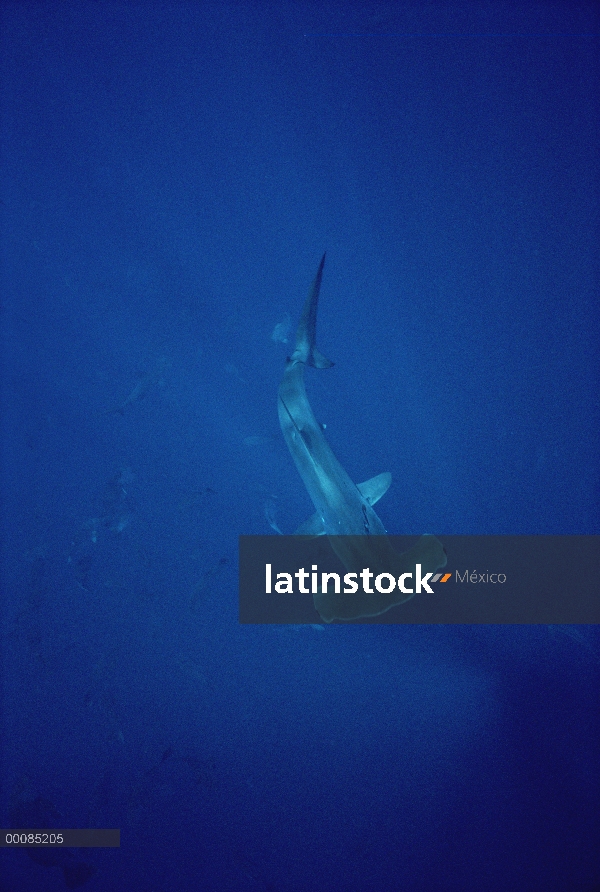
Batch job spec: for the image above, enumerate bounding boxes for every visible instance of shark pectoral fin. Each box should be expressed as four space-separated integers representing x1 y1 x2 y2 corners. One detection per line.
294 512 326 537
357 472 392 506
292 475 392 536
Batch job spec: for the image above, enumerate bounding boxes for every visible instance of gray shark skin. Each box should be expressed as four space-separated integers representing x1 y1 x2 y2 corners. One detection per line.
278 254 447 622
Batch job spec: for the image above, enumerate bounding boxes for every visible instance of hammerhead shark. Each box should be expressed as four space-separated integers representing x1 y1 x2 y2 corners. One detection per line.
278 253 447 622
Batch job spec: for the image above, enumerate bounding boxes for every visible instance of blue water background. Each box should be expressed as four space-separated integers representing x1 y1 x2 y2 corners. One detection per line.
1 3 599 890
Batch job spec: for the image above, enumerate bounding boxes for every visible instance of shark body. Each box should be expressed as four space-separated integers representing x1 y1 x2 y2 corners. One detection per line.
278 253 446 622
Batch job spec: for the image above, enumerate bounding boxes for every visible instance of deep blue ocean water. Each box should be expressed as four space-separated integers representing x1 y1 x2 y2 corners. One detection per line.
1 2 599 890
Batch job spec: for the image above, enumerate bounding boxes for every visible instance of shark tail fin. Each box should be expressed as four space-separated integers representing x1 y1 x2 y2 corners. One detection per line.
301 253 334 369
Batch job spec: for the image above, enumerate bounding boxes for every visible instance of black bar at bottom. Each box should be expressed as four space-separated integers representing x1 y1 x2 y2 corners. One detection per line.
1 829 120 847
